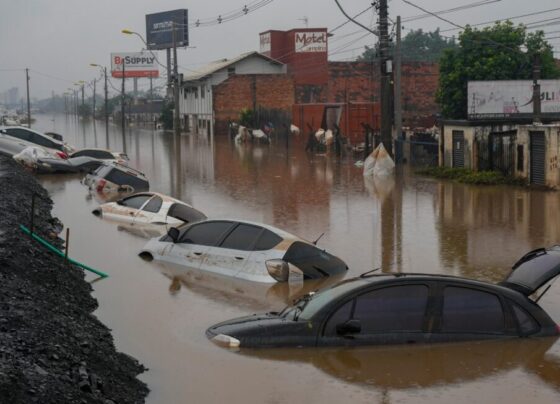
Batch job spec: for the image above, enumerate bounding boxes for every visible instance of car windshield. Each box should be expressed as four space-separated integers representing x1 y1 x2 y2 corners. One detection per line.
282 279 368 321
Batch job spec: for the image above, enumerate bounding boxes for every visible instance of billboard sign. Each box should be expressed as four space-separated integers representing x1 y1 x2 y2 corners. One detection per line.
146 9 188 50
468 80 560 119
295 31 327 53
260 32 271 53
111 53 159 78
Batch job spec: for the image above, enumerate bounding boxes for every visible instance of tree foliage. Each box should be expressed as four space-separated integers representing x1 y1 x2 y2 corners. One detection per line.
437 21 560 119
358 28 457 62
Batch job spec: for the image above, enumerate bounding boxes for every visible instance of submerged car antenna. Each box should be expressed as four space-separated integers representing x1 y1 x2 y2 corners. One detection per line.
360 268 381 278
534 275 560 303
313 232 325 245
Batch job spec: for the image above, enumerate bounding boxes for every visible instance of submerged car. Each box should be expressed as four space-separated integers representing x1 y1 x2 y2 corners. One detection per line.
70 148 128 164
206 246 560 348
35 156 104 174
92 192 206 226
83 162 149 194
0 126 69 158
140 219 348 283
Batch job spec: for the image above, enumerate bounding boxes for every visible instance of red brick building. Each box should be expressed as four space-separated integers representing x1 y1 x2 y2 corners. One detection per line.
184 27 440 143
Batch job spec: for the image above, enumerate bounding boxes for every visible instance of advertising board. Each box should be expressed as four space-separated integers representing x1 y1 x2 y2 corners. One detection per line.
110 53 159 78
146 9 189 50
295 31 327 53
468 80 560 119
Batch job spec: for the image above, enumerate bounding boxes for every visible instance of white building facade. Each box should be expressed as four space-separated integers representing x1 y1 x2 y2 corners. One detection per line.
179 52 285 135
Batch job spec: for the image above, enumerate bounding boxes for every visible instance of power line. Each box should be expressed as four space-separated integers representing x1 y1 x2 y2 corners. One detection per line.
402 0 463 29
440 7 560 33
403 0 501 23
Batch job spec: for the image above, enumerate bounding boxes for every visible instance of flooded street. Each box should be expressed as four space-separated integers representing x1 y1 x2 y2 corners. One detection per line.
35 114 560 403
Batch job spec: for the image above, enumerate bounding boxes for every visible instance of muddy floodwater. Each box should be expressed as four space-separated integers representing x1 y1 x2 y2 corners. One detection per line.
33 115 560 403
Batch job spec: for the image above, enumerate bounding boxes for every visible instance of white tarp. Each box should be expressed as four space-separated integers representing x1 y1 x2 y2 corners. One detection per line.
363 143 395 177
13 147 51 168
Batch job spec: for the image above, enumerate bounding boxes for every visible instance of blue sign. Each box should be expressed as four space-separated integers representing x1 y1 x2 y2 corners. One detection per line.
146 9 189 50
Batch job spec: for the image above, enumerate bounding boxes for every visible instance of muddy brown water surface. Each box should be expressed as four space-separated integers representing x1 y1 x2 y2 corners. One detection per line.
34 115 560 403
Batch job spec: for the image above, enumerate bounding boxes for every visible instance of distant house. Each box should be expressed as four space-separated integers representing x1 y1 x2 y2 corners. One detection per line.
179 51 286 135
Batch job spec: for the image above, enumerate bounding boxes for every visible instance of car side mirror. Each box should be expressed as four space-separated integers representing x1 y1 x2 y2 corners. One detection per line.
167 227 180 243
336 319 361 336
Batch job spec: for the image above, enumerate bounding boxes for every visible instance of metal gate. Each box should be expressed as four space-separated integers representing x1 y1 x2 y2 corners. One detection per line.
490 131 516 176
530 131 545 185
452 130 465 168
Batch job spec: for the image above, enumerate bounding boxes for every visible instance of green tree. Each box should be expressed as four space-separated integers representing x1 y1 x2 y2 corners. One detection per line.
437 21 560 119
358 29 457 62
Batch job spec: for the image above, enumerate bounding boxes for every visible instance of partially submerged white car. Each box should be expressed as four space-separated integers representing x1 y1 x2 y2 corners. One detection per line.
92 192 207 226
140 219 348 283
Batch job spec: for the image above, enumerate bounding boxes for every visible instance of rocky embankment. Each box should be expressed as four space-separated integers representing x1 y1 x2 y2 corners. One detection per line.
0 155 148 403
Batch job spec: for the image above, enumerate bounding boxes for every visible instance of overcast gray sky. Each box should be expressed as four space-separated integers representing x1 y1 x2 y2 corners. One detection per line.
1 0 559 99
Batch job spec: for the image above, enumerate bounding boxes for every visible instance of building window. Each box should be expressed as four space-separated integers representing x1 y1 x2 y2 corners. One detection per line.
517 145 524 171
194 88 198 99
227 67 235 77
201 85 205 98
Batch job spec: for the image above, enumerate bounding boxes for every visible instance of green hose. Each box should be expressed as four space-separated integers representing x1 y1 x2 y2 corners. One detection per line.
20 224 109 278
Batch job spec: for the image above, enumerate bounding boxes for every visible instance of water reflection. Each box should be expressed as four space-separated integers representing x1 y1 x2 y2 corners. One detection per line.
32 114 560 403
151 260 344 312
242 338 560 390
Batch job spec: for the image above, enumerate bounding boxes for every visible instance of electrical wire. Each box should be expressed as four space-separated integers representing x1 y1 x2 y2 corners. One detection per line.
403 0 501 23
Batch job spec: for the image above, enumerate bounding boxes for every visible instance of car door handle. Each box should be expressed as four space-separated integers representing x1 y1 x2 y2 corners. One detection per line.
193 252 203 256
234 256 244 260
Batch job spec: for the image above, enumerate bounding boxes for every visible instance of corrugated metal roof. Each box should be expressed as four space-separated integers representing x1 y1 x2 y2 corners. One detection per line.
182 51 283 82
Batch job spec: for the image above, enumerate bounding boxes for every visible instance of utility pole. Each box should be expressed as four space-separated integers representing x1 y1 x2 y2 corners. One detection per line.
532 54 541 124
92 78 97 119
172 21 181 136
121 62 126 134
394 16 402 143
25 68 31 128
103 67 109 138
379 0 393 156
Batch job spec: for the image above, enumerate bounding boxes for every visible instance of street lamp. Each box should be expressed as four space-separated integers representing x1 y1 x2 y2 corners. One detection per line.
90 63 109 137
122 27 180 136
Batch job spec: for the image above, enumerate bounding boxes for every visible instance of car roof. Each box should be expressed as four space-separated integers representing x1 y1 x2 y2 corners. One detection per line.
112 192 189 206
0 125 64 146
104 161 147 178
184 218 307 242
328 272 524 297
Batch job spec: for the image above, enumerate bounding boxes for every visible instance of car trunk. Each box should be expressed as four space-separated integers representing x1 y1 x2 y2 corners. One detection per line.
500 246 560 295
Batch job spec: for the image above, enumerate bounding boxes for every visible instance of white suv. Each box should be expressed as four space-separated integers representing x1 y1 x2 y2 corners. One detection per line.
0 126 69 158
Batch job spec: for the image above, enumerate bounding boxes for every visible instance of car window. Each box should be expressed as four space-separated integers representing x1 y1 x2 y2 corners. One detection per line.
441 287 505 334
510 301 539 335
323 300 353 336
72 150 86 158
179 221 234 246
254 229 282 251
121 194 151 209
220 224 263 251
91 150 114 159
105 168 147 189
352 285 429 333
29 133 55 148
142 196 162 213
6 128 32 142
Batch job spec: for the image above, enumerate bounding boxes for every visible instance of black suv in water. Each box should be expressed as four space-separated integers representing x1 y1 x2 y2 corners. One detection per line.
207 247 560 348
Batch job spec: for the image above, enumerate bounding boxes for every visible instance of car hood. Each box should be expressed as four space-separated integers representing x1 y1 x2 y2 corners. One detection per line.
206 313 285 339
500 246 560 295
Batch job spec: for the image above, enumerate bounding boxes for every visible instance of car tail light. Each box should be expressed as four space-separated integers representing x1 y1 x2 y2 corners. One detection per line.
56 151 68 159
96 179 107 192
211 334 240 348
556 324 560 334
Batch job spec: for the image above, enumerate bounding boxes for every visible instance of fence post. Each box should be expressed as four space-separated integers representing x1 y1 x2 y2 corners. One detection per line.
29 193 36 237
64 228 70 265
